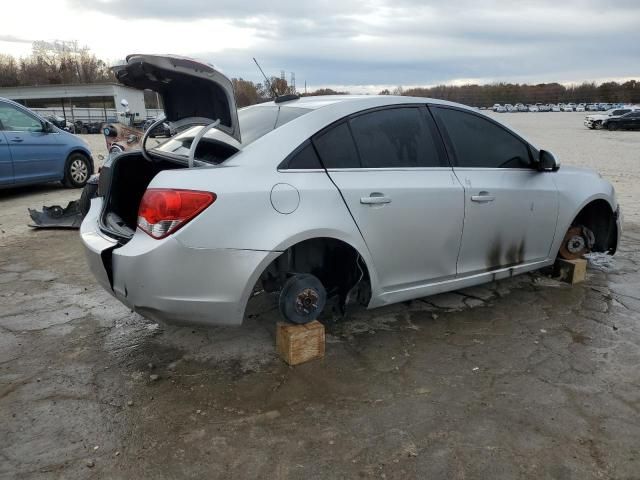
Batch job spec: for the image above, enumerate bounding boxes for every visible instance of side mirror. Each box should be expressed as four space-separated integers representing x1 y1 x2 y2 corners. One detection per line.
42 121 53 133
538 150 559 171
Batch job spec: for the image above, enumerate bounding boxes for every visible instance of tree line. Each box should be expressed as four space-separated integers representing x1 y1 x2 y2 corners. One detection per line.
1 43 637 107
384 81 640 106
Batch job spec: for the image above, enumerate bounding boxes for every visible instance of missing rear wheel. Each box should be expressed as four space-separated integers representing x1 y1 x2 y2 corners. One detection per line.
279 274 326 324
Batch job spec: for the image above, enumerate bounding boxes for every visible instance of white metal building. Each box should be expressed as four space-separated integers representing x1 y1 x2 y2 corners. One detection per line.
0 83 159 123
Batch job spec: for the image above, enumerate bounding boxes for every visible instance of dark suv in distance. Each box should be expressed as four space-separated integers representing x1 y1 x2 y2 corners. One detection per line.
603 111 640 131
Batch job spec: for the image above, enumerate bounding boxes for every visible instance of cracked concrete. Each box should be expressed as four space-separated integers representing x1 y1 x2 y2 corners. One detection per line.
1 122 640 478
0 224 638 479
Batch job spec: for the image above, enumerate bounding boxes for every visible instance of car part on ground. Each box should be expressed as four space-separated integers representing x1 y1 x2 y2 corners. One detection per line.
28 175 99 229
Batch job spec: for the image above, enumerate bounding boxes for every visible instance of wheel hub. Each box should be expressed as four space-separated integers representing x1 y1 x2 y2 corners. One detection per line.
295 288 319 315
567 234 586 254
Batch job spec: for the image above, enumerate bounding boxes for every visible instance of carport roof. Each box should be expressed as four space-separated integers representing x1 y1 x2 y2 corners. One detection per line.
0 83 141 100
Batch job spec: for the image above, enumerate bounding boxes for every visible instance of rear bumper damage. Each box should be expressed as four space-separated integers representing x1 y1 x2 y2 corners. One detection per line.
80 198 280 326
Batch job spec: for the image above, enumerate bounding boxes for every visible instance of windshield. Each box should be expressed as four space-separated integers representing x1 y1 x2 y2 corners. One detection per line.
152 105 311 161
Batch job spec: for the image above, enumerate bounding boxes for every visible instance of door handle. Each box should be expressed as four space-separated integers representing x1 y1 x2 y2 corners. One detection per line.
360 193 392 205
470 192 496 203
11 138 24 143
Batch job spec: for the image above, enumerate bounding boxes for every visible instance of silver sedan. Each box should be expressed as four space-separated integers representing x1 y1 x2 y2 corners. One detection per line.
81 54 621 326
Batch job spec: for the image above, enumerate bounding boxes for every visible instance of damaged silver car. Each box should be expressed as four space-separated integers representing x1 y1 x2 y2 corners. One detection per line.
81 54 622 326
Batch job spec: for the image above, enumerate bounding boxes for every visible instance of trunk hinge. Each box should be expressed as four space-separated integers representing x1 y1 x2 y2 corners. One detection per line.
188 119 221 168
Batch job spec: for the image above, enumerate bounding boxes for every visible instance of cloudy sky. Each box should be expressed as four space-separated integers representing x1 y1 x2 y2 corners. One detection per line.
2 0 639 93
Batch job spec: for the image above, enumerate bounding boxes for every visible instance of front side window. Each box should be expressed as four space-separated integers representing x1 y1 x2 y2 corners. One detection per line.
0 103 43 132
348 107 446 168
313 122 360 169
434 107 531 169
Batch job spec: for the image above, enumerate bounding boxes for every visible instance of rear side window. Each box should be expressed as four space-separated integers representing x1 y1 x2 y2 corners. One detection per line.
349 107 446 168
282 142 323 169
434 107 531 169
313 122 360 169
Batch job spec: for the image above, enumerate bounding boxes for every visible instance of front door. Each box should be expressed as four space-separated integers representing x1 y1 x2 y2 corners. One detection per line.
313 106 465 291
0 131 13 186
0 101 63 184
432 106 558 275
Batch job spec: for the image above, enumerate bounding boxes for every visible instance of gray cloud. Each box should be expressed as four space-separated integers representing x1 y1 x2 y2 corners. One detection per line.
67 0 640 88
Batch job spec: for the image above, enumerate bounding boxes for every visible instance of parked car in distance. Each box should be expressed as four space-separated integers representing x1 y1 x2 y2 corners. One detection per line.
584 107 638 129
562 104 574 112
516 103 528 112
602 110 640 130
528 105 539 112
80 54 622 327
492 103 502 112
45 114 75 133
551 104 561 112
576 105 586 112
0 97 94 189
504 103 515 112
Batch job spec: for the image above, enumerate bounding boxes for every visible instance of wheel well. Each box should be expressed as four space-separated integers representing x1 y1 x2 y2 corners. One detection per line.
67 150 94 175
259 237 372 306
570 199 618 253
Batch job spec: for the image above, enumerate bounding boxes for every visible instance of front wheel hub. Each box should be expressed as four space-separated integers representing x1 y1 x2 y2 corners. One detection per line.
559 226 593 260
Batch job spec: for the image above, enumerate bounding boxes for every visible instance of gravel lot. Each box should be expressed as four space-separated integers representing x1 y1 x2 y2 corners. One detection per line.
1 112 639 479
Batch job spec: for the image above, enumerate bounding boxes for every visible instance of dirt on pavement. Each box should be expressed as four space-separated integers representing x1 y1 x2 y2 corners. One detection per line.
1 114 639 479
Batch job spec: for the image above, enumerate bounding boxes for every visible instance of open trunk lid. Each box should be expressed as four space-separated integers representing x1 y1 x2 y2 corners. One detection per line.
112 54 241 143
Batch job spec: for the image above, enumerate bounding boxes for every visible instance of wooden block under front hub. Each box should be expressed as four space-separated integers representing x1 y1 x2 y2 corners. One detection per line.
276 320 325 366
554 258 587 284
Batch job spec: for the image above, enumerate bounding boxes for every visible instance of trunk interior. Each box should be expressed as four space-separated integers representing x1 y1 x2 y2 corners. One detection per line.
99 153 182 242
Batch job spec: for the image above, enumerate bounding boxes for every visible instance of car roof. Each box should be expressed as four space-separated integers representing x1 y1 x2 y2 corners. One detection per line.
257 94 474 112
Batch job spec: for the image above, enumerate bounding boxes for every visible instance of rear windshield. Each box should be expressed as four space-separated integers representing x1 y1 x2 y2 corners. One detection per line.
152 105 310 160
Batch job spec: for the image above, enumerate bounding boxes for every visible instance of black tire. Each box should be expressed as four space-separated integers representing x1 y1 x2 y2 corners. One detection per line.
62 153 91 188
278 274 327 324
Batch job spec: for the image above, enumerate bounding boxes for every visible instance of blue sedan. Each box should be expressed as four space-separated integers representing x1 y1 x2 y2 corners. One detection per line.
0 97 94 189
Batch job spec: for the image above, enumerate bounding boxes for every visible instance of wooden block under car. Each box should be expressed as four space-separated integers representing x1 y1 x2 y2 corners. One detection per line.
554 258 587 284
276 320 325 366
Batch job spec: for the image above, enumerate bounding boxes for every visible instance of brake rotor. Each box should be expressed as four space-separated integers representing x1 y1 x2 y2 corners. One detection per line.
559 226 590 260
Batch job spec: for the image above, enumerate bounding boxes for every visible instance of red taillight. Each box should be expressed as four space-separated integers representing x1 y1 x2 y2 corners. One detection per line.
137 189 216 239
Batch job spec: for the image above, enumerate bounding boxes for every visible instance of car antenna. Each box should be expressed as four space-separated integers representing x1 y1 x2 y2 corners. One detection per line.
253 57 278 99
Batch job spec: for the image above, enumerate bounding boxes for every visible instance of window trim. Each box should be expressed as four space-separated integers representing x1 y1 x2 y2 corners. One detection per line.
430 105 536 169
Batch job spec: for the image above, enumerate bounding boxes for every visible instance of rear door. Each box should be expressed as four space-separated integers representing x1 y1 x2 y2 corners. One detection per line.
432 106 558 275
622 111 640 129
314 106 464 291
0 101 63 184
0 131 13 186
